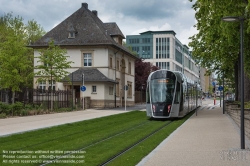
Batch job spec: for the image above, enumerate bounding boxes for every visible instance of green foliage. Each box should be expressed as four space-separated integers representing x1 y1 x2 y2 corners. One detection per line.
35 40 73 110
0 113 7 118
12 102 24 111
0 102 12 115
35 40 73 83
189 0 250 100
0 13 46 103
24 104 33 110
189 0 244 76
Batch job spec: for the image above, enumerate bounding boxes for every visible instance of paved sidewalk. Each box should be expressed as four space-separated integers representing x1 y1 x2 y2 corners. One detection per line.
137 99 250 166
0 104 146 137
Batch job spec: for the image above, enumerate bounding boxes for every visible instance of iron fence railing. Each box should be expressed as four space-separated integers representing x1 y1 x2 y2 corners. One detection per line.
0 88 73 110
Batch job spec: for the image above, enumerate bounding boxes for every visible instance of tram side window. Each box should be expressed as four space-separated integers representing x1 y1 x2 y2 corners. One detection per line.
174 82 180 104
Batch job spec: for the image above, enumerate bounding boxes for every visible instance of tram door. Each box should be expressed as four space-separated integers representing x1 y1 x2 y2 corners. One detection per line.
171 81 181 117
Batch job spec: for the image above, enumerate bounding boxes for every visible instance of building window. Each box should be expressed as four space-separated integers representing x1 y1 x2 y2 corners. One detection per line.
109 86 114 95
117 60 120 71
127 82 132 97
128 62 131 74
175 64 182 72
48 80 56 91
110 57 113 68
42 55 51 67
175 49 182 64
142 46 150 59
129 38 139 44
39 81 46 93
142 38 150 43
132 47 139 52
116 79 120 96
167 62 170 70
83 53 92 66
92 86 97 93
156 62 170 70
68 32 75 38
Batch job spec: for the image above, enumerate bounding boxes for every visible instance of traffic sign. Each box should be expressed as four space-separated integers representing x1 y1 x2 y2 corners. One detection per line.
212 82 216 86
218 86 223 91
80 86 86 92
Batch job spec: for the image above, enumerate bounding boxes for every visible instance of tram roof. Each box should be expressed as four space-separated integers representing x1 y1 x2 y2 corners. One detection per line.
148 70 199 86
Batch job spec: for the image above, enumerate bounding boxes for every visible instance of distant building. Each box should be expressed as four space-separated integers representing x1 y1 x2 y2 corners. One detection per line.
30 3 138 108
126 30 202 87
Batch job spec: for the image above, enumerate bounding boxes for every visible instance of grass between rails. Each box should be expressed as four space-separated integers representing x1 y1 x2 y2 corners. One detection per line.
0 111 148 165
0 110 194 166
107 110 195 166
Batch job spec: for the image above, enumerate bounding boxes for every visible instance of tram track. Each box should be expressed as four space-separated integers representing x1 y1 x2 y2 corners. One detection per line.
0 112 144 153
0 112 140 145
0 110 194 166
40 120 151 165
99 120 174 166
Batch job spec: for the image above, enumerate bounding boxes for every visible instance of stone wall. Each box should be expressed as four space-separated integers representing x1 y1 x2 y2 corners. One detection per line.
225 101 250 141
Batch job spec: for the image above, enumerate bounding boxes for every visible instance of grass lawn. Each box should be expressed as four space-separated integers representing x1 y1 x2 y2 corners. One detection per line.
0 110 194 166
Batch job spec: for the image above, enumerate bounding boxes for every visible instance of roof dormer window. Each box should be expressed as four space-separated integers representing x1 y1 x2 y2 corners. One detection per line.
67 23 77 39
68 32 75 38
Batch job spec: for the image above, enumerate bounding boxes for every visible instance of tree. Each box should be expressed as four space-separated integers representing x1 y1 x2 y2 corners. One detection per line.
35 40 73 110
0 14 31 103
24 20 46 88
0 13 46 104
189 0 250 101
135 58 159 91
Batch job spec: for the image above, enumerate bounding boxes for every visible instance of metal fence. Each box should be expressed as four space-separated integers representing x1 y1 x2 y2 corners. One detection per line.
0 88 73 110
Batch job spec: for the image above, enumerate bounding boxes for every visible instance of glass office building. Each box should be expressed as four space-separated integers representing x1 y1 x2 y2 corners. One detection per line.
126 30 200 83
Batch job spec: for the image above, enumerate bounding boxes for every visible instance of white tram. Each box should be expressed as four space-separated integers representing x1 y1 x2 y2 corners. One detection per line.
146 70 202 118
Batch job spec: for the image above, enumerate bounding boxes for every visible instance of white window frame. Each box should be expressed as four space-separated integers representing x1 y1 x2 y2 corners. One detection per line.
83 53 92 67
92 85 97 93
39 81 46 93
49 80 56 91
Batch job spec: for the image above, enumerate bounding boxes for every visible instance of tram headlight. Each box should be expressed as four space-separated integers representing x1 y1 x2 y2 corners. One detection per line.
152 105 156 112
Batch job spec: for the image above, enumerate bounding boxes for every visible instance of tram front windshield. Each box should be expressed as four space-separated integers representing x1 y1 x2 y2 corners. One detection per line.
151 79 175 103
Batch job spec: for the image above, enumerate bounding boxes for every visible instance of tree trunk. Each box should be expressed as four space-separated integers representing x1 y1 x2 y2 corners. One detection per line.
12 91 15 104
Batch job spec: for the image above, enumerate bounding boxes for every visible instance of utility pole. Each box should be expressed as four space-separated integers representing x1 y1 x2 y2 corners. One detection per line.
82 74 84 110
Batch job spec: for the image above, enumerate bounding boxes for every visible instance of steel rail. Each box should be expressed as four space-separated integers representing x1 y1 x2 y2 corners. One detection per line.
40 121 151 166
99 120 174 166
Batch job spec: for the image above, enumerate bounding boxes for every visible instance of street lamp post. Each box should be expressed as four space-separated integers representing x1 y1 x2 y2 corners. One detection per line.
222 16 245 149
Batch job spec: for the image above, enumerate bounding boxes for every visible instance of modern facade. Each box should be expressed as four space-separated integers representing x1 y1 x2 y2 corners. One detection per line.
126 30 209 92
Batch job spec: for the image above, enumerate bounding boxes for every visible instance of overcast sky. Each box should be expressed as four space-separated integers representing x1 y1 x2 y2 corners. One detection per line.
0 0 197 46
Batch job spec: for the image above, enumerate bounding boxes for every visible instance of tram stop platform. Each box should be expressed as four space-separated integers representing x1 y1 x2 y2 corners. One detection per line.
137 98 250 166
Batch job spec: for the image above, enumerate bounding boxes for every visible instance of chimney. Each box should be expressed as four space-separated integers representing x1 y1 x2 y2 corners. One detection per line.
82 3 88 9
92 10 98 16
